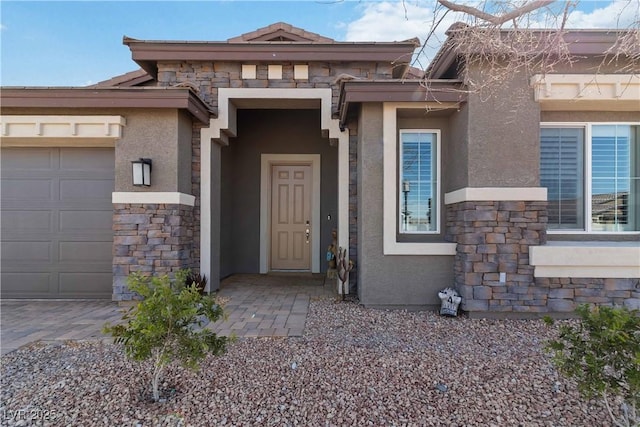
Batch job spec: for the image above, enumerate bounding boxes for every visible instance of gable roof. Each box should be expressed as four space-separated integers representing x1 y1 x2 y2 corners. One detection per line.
227 22 335 43
89 69 154 88
427 23 639 79
124 22 420 79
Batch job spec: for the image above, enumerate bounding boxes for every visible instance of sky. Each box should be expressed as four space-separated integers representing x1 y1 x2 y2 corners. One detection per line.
1 0 638 87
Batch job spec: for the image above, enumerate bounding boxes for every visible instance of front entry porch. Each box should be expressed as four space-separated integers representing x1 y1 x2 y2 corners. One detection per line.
208 273 334 337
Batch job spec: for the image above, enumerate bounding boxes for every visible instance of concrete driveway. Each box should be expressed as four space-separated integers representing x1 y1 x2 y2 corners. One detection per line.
1 273 334 355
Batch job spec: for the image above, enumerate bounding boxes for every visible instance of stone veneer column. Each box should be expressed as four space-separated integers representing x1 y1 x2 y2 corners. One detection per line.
445 200 548 313
113 203 194 301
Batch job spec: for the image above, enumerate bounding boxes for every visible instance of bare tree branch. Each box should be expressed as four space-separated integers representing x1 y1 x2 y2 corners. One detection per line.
437 0 556 25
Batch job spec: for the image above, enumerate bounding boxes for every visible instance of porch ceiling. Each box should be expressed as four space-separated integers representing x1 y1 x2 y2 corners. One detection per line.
230 98 320 109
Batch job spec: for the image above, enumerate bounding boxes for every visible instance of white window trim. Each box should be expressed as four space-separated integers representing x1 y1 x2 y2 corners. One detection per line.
112 192 195 206
398 129 441 235
530 241 640 278
382 103 457 256
541 121 640 235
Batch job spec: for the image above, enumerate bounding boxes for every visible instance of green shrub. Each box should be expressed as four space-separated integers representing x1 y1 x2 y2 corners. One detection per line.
545 304 640 426
103 270 229 402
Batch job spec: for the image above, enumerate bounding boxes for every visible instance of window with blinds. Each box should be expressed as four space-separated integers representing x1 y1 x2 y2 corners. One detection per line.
540 124 639 233
540 127 585 229
400 130 438 233
591 125 639 232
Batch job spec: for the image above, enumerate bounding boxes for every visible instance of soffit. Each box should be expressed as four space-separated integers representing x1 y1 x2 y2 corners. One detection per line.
337 79 466 126
0 87 212 123
123 38 419 78
230 98 320 109
427 26 638 79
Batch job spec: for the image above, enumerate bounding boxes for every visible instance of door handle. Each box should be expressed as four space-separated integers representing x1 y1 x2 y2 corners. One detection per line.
305 221 310 243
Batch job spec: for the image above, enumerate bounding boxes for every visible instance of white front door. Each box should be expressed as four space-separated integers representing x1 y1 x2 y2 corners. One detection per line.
270 164 312 270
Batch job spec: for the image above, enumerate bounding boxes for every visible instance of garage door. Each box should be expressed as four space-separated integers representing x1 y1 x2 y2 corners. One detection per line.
1 147 114 298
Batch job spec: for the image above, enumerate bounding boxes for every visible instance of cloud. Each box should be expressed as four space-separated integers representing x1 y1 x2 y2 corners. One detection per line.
566 0 639 29
1 24 7 31
344 0 639 69
344 2 465 68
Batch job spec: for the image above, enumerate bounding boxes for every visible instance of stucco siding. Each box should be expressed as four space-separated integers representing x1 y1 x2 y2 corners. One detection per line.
177 111 193 195
220 141 235 279
448 105 470 191
358 103 454 309
221 109 337 274
467 70 541 187
115 110 184 192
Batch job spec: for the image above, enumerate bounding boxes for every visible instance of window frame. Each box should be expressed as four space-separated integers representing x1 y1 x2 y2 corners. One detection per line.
398 129 441 235
540 121 640 234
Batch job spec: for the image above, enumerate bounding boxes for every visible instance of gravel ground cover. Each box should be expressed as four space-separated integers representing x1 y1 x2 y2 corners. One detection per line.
1 298 613 427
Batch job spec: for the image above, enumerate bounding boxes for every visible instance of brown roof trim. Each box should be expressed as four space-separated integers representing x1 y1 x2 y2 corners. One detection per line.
89 69 154 88
427 26 637 79
123 37 420 78
0 87 212 123
227 22 335 43
337 79 467 126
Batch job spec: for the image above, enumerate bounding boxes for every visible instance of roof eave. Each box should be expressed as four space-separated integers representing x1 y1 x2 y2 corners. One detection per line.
124 38 418 68
0 87 212 124
338 79 467 127
426 27 638 79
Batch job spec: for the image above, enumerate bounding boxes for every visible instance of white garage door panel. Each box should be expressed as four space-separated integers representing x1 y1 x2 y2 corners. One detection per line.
1 147 114 298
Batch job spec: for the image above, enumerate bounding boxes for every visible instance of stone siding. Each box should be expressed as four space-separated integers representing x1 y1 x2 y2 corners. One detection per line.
113 203 195 301
191 122 205 274
156 61 393 116
348 128 358 292
534 277 640 312
446 200 548 313
446 200 640 314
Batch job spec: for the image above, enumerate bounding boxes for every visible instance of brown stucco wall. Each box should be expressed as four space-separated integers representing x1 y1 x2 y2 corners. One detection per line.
177 111 193 194
221 109 338 274
447 104 470 192
114 110 187 192
357 103 454 309
466 69 541 187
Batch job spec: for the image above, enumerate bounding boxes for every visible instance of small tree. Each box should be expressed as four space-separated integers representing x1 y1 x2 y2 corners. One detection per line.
546 304 640 427
103 270 229 402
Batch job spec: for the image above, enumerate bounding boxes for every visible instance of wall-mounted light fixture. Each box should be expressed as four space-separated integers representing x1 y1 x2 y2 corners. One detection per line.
131 158 152 186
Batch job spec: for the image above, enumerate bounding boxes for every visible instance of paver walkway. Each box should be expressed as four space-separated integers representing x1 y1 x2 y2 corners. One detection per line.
0 274 335 355
209 273 334 337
